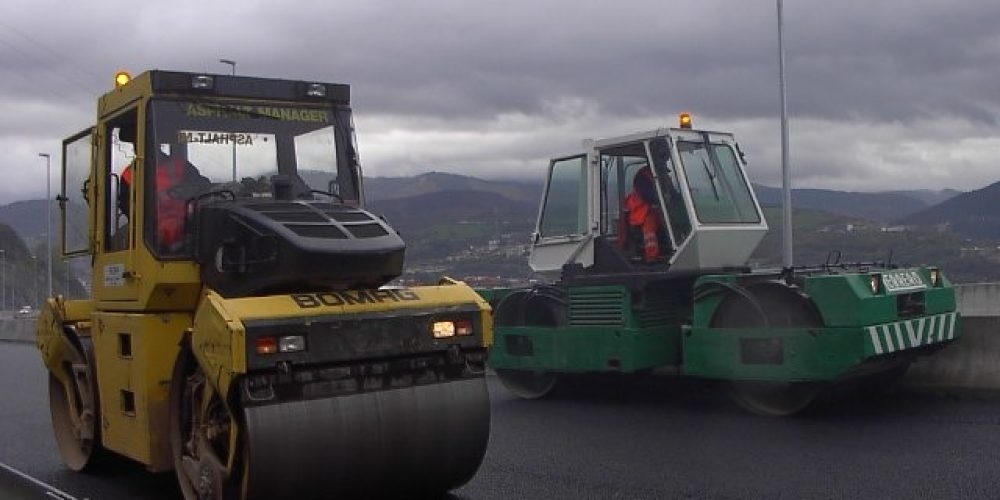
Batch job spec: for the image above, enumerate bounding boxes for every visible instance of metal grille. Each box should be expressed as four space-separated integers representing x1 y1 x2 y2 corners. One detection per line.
636 291 685 328
569 288 626 326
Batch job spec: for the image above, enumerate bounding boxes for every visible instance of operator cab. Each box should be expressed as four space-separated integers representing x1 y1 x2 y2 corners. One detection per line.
529 116 768 277
60 70 404 306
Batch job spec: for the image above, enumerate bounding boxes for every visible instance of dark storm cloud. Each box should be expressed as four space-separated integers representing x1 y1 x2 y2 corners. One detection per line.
0 0 998 202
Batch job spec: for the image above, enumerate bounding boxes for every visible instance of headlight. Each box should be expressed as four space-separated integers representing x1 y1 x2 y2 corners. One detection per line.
869 274 881 294
191 74 214 89
255 335 306 354
432 320 473 339
278 335 306 353
929 268 941 287
433 321 456 338
306 83 327 97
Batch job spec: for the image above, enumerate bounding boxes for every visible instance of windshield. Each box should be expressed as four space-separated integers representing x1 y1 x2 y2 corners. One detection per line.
145 99 360 256
149 100 357 197
678 141 760 224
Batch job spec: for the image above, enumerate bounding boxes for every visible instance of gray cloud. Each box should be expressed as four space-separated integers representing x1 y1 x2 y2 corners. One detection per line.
1 0 999 203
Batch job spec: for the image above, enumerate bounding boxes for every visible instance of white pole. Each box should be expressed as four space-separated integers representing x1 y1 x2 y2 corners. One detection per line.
1 250 5 311
39 153 53 298
219 59 237 181
778 0 793 271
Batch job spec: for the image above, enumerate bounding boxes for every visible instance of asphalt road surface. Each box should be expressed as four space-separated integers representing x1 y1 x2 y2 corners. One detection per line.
2 341 999 499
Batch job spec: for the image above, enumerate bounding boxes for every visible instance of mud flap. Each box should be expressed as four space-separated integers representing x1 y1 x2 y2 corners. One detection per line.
243 377 490 499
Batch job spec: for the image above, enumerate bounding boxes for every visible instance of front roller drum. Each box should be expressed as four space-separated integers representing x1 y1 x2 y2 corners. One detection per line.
244 378 490 499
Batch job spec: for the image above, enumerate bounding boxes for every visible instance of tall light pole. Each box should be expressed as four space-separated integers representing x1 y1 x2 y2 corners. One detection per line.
1 249 5 312
777 0 793 272
39 153 53 298
219 59 237 182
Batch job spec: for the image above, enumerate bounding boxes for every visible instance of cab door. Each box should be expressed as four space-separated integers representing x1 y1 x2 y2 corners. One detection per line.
528 153 595 272
92 107 142 304
61 128 95 257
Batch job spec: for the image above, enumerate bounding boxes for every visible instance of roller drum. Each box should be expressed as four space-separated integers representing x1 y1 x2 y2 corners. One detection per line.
243 377 490 499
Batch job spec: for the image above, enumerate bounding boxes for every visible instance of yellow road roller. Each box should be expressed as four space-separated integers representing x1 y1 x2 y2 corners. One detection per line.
36 70 492 499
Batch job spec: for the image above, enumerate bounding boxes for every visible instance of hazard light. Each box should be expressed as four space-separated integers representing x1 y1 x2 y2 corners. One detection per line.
679 112 693 129
114 71 131 88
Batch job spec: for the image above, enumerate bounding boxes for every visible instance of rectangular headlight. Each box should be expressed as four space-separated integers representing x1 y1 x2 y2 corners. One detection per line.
433 321 456 338
278 335 306 353
191 75 214 89
306 83 327 97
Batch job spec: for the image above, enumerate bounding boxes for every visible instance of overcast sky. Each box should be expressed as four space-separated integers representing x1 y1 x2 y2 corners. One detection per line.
1 0 998 204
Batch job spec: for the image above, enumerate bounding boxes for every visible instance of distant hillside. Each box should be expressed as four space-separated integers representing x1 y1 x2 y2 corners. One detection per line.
903 181 1000 240
0 199 87 248
368 189 536 264
883 189 961 206
369 189 535 226
0 222 87 308
0 200 53 246
365 172 542 203
751 207 1000 283
752 184 936 223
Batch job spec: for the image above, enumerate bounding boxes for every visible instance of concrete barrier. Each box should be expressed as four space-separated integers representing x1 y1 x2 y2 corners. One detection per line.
905 284 1000 391
0 319 35 344
1 284 995 389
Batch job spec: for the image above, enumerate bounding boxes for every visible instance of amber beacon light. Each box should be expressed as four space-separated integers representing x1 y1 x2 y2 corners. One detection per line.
679 112 693 129
114 71 132 88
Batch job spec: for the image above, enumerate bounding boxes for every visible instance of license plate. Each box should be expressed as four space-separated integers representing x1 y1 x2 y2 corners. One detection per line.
882 270 926 293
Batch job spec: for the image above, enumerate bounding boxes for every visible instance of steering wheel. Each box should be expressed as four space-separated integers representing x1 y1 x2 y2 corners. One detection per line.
166 182 210 201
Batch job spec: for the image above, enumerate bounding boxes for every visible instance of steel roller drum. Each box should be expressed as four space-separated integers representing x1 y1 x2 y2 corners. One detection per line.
243 377 490 499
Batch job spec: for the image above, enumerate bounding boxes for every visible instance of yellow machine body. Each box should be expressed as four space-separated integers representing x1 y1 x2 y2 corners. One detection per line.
37 70 493 498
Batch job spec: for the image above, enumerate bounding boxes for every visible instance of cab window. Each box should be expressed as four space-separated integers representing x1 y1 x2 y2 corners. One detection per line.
649 137 692 244
105 110 138 253
679 141 760 224
538 156 586 237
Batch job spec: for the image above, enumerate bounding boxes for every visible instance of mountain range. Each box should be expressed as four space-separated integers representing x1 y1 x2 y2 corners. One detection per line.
902 181 1000 240
751 184 961 223
2 172 998 284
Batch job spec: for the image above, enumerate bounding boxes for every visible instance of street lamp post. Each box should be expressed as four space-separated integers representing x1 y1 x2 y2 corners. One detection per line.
219 59 237 182
39 153 53 299
1 249 5 312
777 0 793 273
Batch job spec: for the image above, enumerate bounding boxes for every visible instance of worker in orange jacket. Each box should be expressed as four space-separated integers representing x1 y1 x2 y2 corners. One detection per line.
624 166 662 262
121 152 206 253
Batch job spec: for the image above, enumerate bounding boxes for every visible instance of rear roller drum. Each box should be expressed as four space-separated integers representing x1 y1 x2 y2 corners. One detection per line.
728 380 821 417
711 283 826 417
49 336 105 471
496 369 559 399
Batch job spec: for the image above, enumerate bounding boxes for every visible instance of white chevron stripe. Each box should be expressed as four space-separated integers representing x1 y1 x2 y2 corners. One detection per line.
882 325 895 353
904 318 922 348
867 312 958 354
925 316 937 345
893 323 905 350
868 326 884 355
